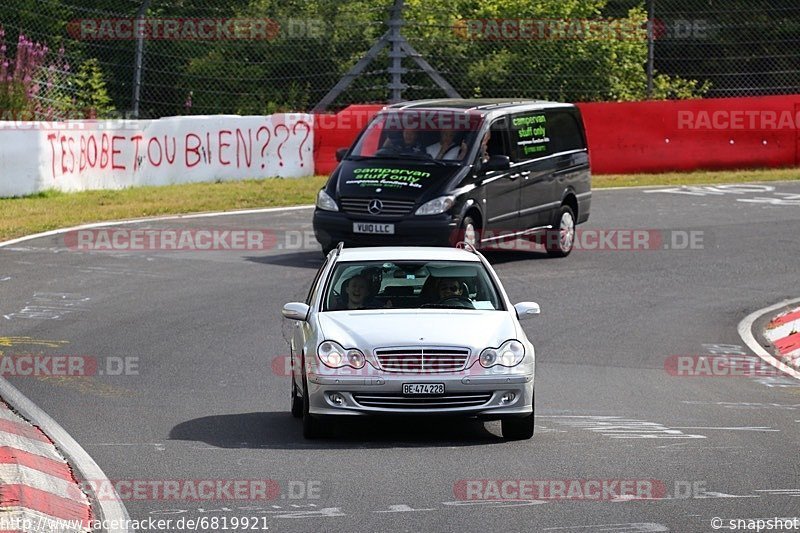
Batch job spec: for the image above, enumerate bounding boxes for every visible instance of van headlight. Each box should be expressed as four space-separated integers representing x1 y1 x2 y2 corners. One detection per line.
479 340 525 368
415 195 455 215
318 341 365 369
316 190 339 212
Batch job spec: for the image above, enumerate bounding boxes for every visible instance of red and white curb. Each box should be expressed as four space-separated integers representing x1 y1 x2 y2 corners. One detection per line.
764 305 800 370
0 400 91 532
738 297 800 381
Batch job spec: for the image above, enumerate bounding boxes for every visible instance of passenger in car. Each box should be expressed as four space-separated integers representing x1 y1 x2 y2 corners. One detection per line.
335 274 389 310
436 278 469 303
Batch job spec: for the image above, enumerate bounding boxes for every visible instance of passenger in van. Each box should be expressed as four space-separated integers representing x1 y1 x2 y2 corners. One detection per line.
383 127 425 155
426 130 467 160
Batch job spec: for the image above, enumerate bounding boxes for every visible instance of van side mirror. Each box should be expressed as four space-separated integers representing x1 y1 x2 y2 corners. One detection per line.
483 155 510 172
335 148 348 162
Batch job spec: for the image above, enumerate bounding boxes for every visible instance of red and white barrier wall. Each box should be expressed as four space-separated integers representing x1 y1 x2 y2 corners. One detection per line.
0 114 314 197
1 96 798 197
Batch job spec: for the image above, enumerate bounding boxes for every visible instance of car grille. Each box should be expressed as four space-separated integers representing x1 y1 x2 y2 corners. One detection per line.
352 392 492 410
340 198 416 217
374 347 470 373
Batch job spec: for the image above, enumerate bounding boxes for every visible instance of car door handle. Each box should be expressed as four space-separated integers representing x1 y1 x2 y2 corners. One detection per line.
508 173 521 180
519 171 531 179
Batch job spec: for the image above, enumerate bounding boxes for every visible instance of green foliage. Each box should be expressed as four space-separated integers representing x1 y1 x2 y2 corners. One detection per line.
72 59 116 118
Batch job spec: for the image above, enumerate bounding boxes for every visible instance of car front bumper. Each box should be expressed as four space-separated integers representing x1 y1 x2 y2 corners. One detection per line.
306 372 534 418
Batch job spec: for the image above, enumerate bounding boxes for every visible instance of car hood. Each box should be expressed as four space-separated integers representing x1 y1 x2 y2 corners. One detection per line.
335 160 460 199
317 310 518 351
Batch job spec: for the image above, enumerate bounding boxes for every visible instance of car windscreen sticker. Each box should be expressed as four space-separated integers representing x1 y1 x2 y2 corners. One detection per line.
512 114 550 156
347 167 431 189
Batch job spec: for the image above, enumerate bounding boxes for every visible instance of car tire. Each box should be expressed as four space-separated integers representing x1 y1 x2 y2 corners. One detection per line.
291 377 303 419
545 205 575 257
501 412 535 440
458 215 481 250
302 373 326 439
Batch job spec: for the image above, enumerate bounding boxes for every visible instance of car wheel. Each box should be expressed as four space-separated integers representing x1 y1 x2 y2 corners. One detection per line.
545 205 575 257
302 372 326 439
291 376 303 418
501 412 534 440
458 215 481 249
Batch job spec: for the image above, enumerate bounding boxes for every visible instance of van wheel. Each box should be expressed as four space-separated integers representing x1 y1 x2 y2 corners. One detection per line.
545 205 575 257
302 373 326 439
501 412 535 440
459 216 481 249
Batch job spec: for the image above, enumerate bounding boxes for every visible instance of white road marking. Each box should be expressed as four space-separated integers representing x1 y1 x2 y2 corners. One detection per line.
672 426 779 432
539 415 706 439
681 400 800 410
374 504 436 513
543 523 668 532
754 489 800 496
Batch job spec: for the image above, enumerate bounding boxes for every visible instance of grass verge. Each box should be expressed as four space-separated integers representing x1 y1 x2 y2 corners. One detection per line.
1 167 798 242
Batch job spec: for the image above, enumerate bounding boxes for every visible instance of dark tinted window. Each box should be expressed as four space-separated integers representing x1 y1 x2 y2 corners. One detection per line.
547 110 586 154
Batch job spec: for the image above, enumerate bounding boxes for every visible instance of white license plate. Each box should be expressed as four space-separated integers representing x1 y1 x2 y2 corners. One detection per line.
353 222 395 235
402 383 445 395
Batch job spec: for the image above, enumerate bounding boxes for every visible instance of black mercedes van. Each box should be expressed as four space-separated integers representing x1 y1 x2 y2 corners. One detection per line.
313 99 591 257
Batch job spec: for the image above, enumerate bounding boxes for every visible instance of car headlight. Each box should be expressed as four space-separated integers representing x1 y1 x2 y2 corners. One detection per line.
318 341 365 369
316 190 339 212
479 340 525 368
415 195 455 215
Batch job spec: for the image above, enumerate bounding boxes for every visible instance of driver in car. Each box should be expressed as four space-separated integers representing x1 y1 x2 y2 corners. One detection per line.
436 278 472 306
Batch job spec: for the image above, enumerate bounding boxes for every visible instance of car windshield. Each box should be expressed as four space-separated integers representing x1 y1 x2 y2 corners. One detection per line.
348 111 483 162
322 260 505 311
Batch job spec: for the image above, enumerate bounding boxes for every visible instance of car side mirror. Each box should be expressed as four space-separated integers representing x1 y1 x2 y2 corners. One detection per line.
514 302 540 320
335 147 348 162
483 155 510 172
282 302 310 321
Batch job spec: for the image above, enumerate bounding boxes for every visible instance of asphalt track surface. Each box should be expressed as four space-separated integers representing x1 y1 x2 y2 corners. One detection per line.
1 181 800 533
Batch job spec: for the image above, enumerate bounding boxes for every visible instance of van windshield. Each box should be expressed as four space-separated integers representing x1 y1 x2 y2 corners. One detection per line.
349 111 483 162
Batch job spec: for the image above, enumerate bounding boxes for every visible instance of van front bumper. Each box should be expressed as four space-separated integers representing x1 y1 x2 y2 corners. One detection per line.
313 210 459 249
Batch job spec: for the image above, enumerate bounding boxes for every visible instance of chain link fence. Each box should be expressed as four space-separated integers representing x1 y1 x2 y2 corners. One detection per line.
2 0 799 120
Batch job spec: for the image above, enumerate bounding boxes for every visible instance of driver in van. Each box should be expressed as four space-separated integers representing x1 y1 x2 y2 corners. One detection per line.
383 127 425 154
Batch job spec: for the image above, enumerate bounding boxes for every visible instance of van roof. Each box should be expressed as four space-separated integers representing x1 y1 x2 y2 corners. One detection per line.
385 98 574 112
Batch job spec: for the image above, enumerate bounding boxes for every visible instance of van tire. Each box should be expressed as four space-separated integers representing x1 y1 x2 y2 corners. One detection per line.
545 205 575 257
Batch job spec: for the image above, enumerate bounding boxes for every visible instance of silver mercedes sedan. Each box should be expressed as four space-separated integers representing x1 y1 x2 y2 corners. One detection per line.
281 244 539 440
